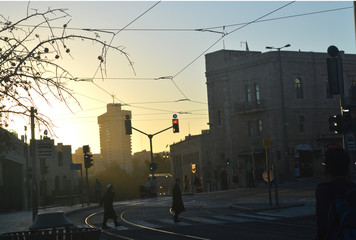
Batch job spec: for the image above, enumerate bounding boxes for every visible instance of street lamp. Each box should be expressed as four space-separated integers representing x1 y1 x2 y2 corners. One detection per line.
265 44 291 182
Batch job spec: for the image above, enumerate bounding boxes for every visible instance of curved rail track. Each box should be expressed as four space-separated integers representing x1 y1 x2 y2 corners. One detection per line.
83 203 314 240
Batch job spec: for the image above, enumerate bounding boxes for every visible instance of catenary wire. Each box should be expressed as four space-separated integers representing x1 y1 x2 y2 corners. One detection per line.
3 6 351 33
172 1 295 79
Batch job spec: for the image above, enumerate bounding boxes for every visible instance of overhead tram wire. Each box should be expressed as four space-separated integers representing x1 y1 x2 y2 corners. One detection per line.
90 1 161 101
91 0 298 106
169 1 296 99
11 6 352 33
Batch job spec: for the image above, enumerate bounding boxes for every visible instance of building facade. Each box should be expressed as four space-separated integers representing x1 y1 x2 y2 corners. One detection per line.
170 130 211 192
205 49 356 187
98 104 132 173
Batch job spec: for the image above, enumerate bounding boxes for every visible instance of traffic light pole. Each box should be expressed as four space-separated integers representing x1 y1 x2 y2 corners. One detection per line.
132 126 173 178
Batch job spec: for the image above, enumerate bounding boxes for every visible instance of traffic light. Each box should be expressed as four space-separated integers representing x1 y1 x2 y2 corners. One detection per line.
125 115 132 135
328 114 342 134
149 163 158 172
226 159 230 165
84 153 93 168
327 46 344 95
172 119 179 133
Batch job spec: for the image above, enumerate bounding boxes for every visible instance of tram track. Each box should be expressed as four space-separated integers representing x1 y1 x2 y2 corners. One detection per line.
84 205 212 240
82 203 314 240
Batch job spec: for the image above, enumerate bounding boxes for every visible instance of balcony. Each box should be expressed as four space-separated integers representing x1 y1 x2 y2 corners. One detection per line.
234 99 267 113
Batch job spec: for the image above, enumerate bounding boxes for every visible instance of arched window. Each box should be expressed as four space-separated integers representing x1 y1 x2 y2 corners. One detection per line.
295 77 304 99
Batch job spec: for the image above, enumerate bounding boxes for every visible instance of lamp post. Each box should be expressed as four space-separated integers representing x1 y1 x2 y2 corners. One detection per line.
266 44 291 183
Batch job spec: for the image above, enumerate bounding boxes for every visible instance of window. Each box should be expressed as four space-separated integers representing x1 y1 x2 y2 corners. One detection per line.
295 77 304 99
298 115 305 133
257 119 262 136
255 83 260 104
58 151 63 166
245 85 251 103
325 79 332 99
248 121 254 137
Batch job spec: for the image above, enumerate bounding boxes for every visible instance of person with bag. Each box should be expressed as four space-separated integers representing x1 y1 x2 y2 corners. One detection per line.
315 147 356 240
172 178 185 222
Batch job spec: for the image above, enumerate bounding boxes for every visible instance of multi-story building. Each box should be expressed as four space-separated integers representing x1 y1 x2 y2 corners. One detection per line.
170 130 211 192
98 103 132 173
205 49 356 187
36 139 78 204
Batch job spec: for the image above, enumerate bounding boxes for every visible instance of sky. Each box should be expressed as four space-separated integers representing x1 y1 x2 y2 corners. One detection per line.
2 1 356 154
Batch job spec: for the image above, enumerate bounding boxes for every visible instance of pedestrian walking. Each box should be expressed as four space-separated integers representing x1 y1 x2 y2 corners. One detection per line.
172 178 185 222
315 147 356 240
95 179 102 203
100 184 120 228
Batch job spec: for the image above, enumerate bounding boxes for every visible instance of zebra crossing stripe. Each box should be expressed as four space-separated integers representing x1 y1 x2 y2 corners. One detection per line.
213 215 254 222
115 226 129 231
189 216 225 224
159 219 192 226
234 213 277 221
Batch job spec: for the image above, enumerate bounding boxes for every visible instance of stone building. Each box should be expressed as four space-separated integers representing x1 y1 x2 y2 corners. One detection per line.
35 139 78 204
170 130 211 192
205 49 356 187
98 104 132 173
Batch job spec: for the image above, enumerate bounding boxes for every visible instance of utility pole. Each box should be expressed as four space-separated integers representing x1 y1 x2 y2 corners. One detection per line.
30 107 38 221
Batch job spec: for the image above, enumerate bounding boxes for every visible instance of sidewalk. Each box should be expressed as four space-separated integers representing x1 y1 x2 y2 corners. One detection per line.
0 204 95 234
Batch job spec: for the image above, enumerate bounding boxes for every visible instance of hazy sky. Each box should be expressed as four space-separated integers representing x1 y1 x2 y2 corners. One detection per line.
2 1 355 154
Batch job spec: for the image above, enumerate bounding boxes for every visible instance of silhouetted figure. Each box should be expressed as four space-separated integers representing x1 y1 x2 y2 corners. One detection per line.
172 178 185 222
100 184 120 228
194 175 202 192
315 148 356 240
95 179 102 203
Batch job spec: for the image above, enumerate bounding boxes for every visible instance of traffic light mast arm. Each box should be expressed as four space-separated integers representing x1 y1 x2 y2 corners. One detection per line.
131 126 173 137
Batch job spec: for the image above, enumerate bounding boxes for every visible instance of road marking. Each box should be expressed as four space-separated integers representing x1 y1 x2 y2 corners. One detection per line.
133 220 162 229
213 215 254 222
234 213 277 221
189 216 226 224
159 218 192 226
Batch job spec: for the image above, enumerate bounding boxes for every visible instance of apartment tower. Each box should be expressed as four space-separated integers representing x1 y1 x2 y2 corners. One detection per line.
98 103 132 173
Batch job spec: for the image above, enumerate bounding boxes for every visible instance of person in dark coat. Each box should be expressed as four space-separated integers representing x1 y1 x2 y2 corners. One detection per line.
100 184 120 228
314 147 356 240
172 178 185 222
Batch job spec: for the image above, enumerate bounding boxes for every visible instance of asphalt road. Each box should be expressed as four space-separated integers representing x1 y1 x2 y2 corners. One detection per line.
67 180 318 240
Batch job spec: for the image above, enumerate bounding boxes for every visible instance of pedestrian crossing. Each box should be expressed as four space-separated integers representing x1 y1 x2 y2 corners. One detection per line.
79 212 280 231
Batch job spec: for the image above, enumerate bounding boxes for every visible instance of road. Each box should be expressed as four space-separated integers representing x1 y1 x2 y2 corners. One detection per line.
67 179 318 240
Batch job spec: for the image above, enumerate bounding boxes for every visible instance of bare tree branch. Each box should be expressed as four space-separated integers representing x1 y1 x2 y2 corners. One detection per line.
0 7 134 138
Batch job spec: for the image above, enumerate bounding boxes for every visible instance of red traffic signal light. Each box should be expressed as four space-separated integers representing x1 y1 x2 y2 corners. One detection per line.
172 119 179 133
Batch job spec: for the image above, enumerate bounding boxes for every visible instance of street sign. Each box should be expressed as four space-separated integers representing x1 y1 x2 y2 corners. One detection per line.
70 163 82 171
36 139 54 158
191 163 196 173
173 114 177 119
262 170 274 182
264 138 271 148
